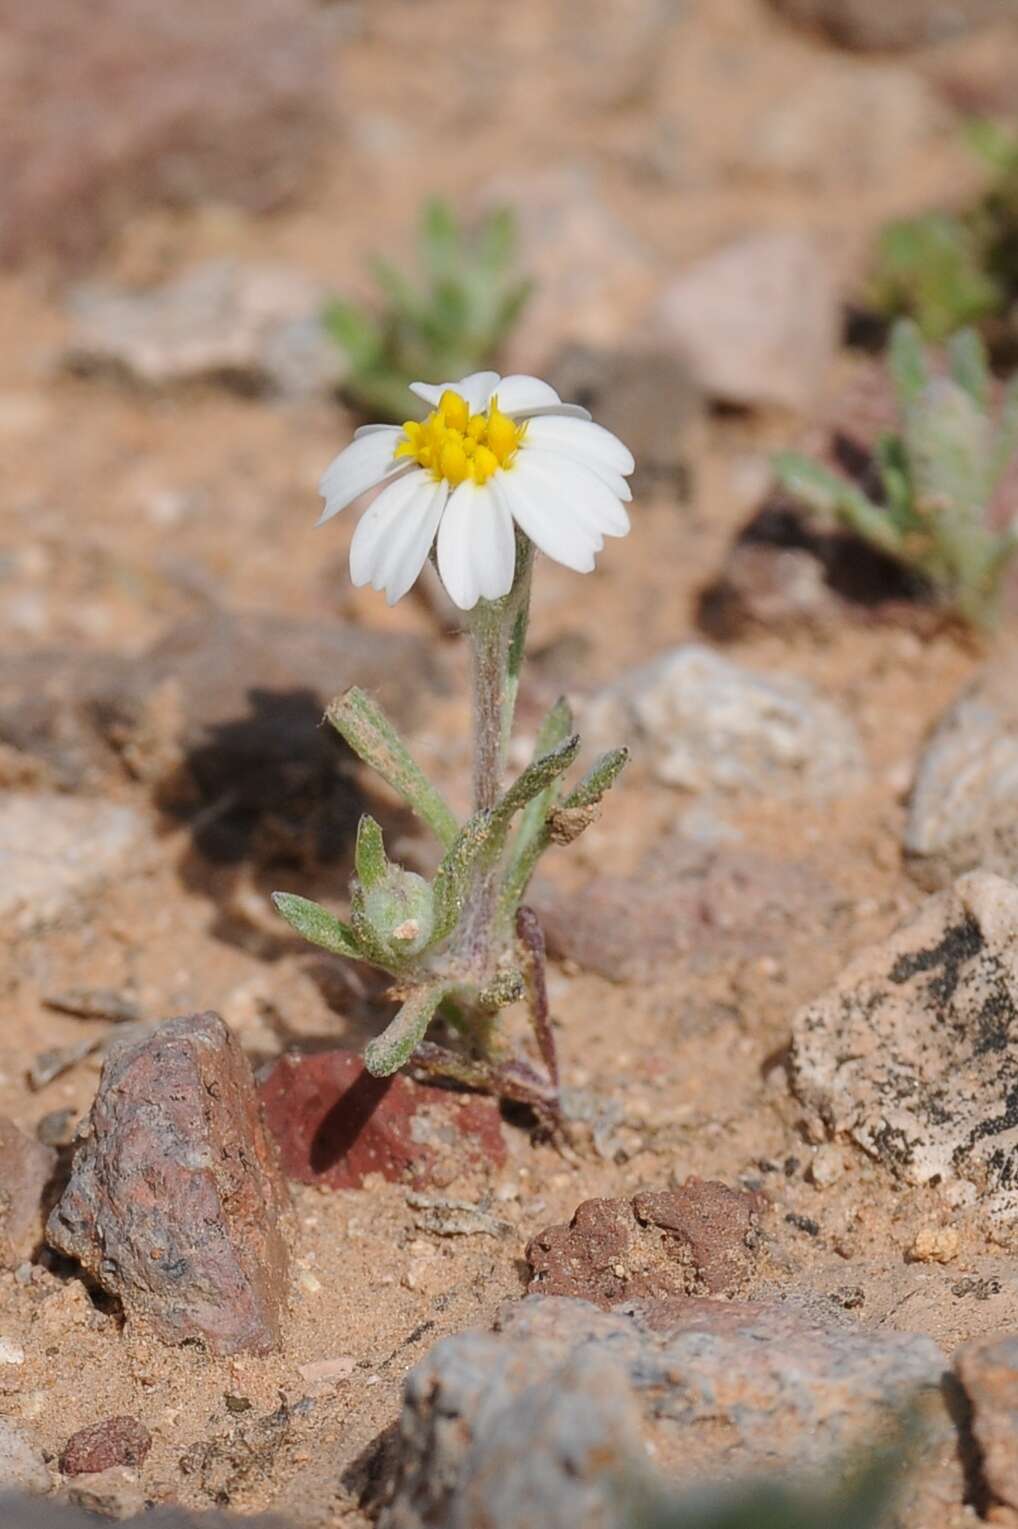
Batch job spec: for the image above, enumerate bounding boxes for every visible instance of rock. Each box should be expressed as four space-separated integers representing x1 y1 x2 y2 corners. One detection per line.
484 168 657 374
381 1294 953 1526
583 643 866 799
0 1422 51 1496
545 344 700 494
768 0 1011 51
538 834 839 982
734 63 948 187
656 233 838 413
956 1334 1018 1515
0 1116 56 1268
526 1181 761 1307
47 1013 290 1354
905 661 1018 889
64 1468 145 1521
560 0 685 109
791 872 1018 1221
0 794 148 936
0 0 333 271
258 1049 506 1191
60 1418 151 1478
65 262 344 400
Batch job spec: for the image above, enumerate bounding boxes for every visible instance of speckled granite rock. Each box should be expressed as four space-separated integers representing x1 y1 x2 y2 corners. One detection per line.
792 872 1018 1220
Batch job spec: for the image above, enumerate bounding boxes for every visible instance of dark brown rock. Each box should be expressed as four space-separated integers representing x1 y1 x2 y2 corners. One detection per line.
0 0 333 271
768 0 1010 51
525 1182 761 1307
258 1049 506 1191
47 1013 290 1355
60 1417 152 1477
0 1116 56 1269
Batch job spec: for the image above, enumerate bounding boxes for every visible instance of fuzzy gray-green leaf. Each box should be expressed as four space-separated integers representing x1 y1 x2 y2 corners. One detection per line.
327 688 459 850
271 892 364 961
947 327 991 410
364 984 447 1076
355 814 388 891
992 372 1018 495
889 318 930 409
774 452 904 560
563 747 629 810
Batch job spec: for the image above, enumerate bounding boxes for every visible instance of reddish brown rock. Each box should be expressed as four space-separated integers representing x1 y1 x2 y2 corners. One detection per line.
0 1115 56 1269
525 1181 762 1308
0 0 333 271
47 1013 290 1355
258 1050 507 1191
60 1416 152 1477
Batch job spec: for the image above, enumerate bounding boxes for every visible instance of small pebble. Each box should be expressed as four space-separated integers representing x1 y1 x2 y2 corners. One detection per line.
809 1144 845 1189
0 1338 25 1365
908 1225 960 1265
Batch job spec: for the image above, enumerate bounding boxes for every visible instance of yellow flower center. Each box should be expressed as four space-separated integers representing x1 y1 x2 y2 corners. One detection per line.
395 389 525 488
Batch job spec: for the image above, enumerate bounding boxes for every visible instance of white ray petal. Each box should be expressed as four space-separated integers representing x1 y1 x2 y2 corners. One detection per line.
522 415 635 476
318 431 406 523
517 450 632 536
410 371 501 412
493 468 600 574
381 481 449 605
353 423 404 439
437 480 517 611
349 471 431 587
509 402 592 422
488 375 562 413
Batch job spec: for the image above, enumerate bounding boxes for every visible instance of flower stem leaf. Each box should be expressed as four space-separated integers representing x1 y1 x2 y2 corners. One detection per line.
327 687 459 850
355 814 388 891
563 746 629 811
364 983 448 1077
271 892 364 961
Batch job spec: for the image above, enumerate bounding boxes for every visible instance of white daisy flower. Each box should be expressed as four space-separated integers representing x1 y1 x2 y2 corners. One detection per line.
318 370 634 610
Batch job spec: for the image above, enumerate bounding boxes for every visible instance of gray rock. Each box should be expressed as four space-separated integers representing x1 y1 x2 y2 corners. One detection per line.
0 0 333 271
767 0 1010 51
905 661 1018 889
537 835 839 982
0 1424 52 1496
792 871 1018 1221
955 1333 1018 1516
656 232 838 413
65 262 344 400
733 62 948 188
63 1467 145 1521
583 643 866 798
0 794 148 936
381 1294 954 1527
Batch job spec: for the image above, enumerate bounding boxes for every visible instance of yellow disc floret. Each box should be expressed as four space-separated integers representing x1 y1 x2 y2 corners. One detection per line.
395 389 525 487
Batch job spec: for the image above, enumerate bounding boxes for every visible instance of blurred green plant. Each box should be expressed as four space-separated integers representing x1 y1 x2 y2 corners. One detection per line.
632 1422 905 1529
323 199 533 421
774 319 1018 627
870 119 1018 344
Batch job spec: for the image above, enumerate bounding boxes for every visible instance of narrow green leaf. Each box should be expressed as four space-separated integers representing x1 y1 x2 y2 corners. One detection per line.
563 747 629 810
364 984 447 1077
349 885 403 973
355 814 388 891
947 327 991 409
327 688 459 850
490 734 580 841
271 892 363 961
774 452 905 560
321 299 383 370
500 698 574 915
888 319 930 409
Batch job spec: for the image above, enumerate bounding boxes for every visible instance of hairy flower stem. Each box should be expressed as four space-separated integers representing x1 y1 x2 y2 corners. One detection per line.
457 540 533 980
